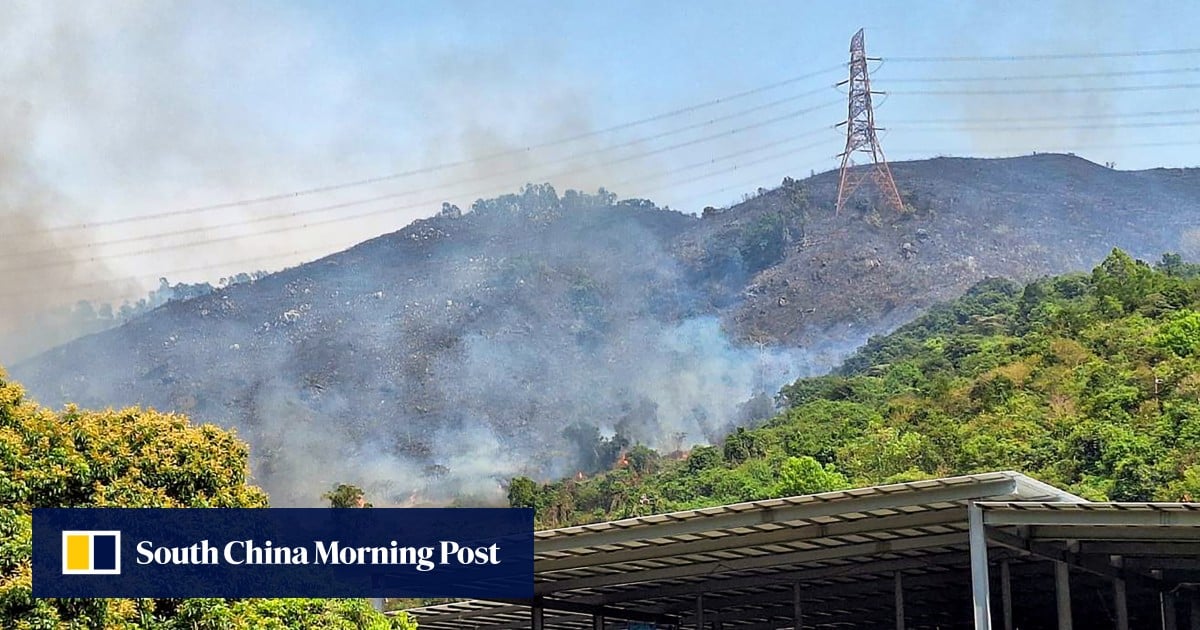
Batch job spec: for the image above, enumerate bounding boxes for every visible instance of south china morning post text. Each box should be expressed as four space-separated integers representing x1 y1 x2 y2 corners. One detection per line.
32 508 534 599
134 538 501 571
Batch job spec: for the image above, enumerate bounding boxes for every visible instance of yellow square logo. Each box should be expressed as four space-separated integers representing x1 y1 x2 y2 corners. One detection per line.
62 531 121 575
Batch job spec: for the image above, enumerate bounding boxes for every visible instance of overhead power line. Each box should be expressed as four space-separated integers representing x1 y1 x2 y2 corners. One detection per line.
16 58 1200 242
889 47 1200 63
890 82 1200 95
4 91 840 257
46 116 1200 300
13 45 1200 301
2 141 843 303
675 160 836 209
1 128 845 299
611 127 835 190
880 66 1200 82
0 114 842 272
894 139 1200 156
29 63 844 235
627 135 835 194
9 122 1196 303
893 120 1200 132
1 97 843 263
892 108 1200 124
7 103 1198 273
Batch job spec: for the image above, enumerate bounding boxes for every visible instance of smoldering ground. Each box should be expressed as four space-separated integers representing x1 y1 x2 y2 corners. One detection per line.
205 192 859 506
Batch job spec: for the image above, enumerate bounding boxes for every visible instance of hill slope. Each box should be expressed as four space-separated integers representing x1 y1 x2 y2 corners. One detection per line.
513 250 1200 527
12 154 1200 504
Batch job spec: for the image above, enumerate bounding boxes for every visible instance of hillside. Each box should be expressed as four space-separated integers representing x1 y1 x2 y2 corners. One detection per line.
510 250 1200 527
11 154 1200 505
695 154 1200 345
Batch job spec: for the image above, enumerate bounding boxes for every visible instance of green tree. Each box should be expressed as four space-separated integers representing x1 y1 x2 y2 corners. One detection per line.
0 368 414 629
685 446 722 473
1091 249 1161 313
774 456 847 496
722 427 765 464
506 477 538 509
1155 310 1200 357
323 483 372 508
625 445 661 475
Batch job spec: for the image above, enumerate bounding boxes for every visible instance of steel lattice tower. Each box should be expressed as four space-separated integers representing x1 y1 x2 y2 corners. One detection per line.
835 28 903 215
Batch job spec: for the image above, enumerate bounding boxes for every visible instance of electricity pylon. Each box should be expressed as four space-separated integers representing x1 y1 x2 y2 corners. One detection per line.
835 28 903 215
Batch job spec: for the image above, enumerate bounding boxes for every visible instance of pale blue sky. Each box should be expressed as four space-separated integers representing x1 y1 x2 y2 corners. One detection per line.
2 0 1199 307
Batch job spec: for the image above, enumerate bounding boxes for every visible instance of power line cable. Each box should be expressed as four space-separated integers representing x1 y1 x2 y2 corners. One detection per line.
1 98 843 263
880 66 1200 82
675 160 835 210
610 128 835 190
892 120 1200 132
890 82 1200 95
28 64 845 235
889 48 1200 62
18 67 1198 242
893 108 1200 124
4 92 840 257
9 128 1193 304
9 107 1195 277
0 129 844 298
0 113 842 272
894 139 1200 155
633 137 835 195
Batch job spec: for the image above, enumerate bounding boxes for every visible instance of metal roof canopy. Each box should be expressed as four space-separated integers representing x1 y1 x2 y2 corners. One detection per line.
406 471 1200 629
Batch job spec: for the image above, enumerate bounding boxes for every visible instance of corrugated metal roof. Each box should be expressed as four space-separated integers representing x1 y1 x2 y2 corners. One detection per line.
408 470 1099 624
404 473 1200 629
535 471 1077 546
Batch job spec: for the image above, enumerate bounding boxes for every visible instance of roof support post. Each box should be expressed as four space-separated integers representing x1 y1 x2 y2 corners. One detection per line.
592 611 605 630
1000 560 1013 630
793 582 804 630
969 502 993 630
1112 556 1129 630
894 571 905 630
1189 598 1199 630
1162 592 1178 630
532 603 544 630
1155 569 1177 630
1114 579 1129 630
695 594 705 630
1055 561 1073 630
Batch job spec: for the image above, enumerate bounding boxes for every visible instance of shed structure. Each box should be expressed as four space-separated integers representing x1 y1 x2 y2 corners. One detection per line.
405 471 1200 629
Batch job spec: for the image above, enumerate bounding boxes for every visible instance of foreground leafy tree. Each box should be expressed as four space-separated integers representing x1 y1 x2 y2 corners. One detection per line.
515 250 1200 527
324 484 373 508
0 369 415 629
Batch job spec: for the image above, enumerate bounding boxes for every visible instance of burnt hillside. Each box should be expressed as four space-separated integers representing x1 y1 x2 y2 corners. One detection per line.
690 154 1199 347
13 154 1200 505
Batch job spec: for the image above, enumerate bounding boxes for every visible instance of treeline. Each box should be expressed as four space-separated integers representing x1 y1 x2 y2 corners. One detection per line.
509 250 1200 528
86 272 272 323
3 272 272 364
0 369 414 629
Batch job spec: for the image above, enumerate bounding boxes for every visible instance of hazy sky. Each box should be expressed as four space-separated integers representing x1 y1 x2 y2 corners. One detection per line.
1 0 1199 310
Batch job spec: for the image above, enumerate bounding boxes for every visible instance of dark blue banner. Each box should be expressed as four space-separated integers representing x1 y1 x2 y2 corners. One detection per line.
33 508 533 598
